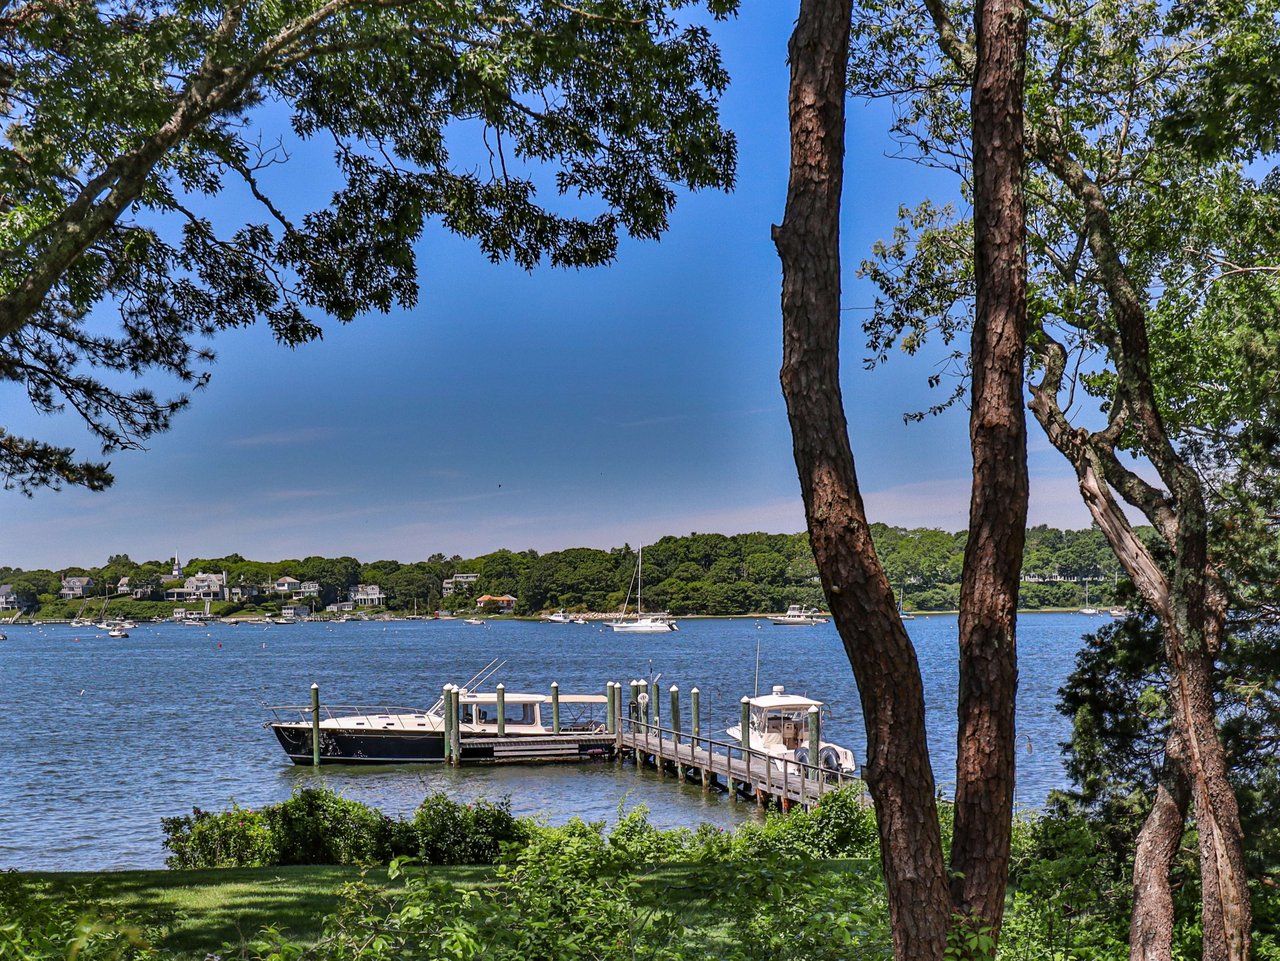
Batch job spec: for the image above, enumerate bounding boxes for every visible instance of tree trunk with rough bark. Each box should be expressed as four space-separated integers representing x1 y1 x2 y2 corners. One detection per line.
774 1 951 958
1130 732 1191 961
951 0 1028 941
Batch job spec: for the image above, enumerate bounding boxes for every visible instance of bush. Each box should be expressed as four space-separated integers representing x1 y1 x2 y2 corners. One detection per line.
267 789 392 865
162 789 526 869
161 803 278 869
413 794 527 865
0 874 172 961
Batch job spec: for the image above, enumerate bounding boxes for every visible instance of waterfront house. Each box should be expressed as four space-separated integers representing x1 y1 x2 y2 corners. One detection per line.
351 584 386 607
282 604 310 618
229 584 260 602
273 575 301 596
165 571 228 602
326 601 355 613
299 581 320 598
59 576 94 599
476 594 517 614
442 573 479 596
0 584 19 611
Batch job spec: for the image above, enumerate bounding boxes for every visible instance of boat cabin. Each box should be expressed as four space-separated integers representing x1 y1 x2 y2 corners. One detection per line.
745 686 823 751
454 690 608 734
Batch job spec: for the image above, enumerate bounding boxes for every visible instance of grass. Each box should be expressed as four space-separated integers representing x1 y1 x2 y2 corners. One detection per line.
21 865 492 957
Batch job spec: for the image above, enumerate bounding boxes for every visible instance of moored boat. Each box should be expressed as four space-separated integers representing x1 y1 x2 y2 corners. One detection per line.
768 604 829 626
726 685 856 778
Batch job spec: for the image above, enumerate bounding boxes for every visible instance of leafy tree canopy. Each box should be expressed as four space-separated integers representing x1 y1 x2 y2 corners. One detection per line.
0 0 737 493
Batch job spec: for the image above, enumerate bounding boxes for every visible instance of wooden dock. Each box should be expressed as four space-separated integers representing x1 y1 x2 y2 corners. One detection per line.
616 717 858 811
459 732 616 764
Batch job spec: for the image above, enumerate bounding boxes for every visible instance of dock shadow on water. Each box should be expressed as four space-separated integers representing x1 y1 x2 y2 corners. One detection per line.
0 614 1086 869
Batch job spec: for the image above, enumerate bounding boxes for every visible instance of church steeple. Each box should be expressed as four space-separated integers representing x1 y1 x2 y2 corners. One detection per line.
172 553 181 578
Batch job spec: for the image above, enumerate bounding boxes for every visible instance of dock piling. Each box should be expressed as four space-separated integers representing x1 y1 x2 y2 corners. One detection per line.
448 686 461 765
740 696 752 784
551 681 561 735
496 683 506 737
310 683 320 767
442 684 453 762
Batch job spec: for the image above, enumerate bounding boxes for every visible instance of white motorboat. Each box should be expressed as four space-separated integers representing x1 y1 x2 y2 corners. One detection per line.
464 618 486 626
607 546 678 632
1079 607 1100 616
1108 608 1127 618
542 610 573 624
768 604 829 626
727 685 856 777
107 627 129 638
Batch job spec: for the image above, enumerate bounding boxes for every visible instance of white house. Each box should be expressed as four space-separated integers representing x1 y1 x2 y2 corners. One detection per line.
326 601 355 613
282 603 310 618
442 573 479 596
0 584 19 611
352 584 386 607
165 571 227 602
299 581 321 598
273 576 301 595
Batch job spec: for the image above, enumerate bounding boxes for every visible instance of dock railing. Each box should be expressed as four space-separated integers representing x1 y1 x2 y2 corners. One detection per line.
618 711 861 808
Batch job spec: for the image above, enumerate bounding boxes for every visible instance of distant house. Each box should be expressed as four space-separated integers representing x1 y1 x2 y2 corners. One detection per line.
476 594 517 614
442 573 479 596
0 584 19 611
282 604 310 618
273 576 301 595
229 584 260 602
326 601 355 613
351 584 386 607
59 576 94 600
299 581 321 598
116 576 155 600
165 571 227 602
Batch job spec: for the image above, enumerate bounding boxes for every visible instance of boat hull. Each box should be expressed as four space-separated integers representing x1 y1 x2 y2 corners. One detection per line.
271 723 446 765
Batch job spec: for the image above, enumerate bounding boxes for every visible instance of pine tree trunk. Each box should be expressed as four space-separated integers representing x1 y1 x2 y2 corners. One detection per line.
774 1 951 957
951 0 1028 941
1130 732 1190 961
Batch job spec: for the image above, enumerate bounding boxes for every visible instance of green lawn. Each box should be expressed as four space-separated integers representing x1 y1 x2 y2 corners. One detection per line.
22 865 491 957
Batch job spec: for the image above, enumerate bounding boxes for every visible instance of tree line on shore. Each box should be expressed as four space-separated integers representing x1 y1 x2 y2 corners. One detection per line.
2 524 1138 617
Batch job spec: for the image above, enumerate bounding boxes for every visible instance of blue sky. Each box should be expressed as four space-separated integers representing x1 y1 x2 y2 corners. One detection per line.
1 6 1093 572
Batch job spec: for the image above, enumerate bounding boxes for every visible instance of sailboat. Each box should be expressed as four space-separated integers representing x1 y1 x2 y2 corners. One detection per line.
607 546 678 633
1079 580 1100 616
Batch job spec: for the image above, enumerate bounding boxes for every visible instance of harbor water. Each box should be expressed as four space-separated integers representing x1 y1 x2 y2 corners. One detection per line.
0 613 1094 870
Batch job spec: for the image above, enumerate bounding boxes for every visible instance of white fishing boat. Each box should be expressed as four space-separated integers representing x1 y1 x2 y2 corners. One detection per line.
607 546 678 633
107 627 129 638
768 604 829 626
464 618 486 626
726 685 856 777
542 610 573 624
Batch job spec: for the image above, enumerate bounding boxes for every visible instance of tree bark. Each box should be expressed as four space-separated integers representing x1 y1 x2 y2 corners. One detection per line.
1130 732 1191 961
951 0 1028 941
774 1 951 958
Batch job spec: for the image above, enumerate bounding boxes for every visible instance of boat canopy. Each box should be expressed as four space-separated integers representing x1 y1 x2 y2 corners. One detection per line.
455 691 607 705
747 685 823 711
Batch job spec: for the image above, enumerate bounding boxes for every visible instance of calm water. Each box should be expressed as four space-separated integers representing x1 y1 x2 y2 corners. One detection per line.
0 614 1091 870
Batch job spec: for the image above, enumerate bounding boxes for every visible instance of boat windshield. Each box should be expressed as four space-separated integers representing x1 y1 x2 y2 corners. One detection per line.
467 702 538 726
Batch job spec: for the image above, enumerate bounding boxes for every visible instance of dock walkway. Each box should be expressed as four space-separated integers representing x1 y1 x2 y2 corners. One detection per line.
616 718 859 811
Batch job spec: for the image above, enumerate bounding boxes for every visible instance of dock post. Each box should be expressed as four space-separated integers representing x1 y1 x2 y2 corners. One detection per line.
449 686 462 766
740 696 752 786
551 681 561 735
670 685 684 782
496 683 506 737
605 682 615 735
629 681 640 764
808 705 820 789
310 683 320 768
442 684 453 762
692 687 707 791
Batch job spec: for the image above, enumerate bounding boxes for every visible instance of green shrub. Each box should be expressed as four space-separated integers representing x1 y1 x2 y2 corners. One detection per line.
266 788 392 865
413 794 527 865
0 874 172 961
161 803 278 869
